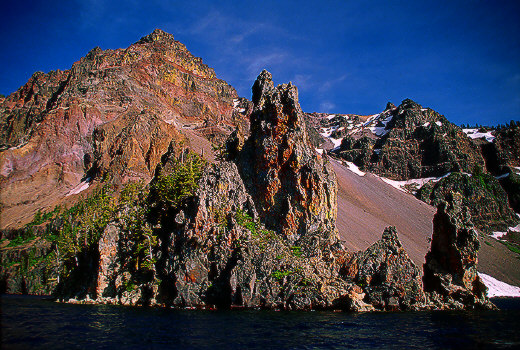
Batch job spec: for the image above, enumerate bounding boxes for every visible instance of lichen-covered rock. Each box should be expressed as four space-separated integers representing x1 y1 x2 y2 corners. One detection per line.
499 171 520 214
146 159 353 310
96 223 121 298
342 227 426 311
423 193 495 309
492 124 520 173
236 70 337 244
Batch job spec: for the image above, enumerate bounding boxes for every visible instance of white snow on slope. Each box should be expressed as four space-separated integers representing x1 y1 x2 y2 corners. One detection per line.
479 273 520 298
435 121 442 126
491 231 507 240
491 224 520 241
320 126 337 138
330 137 344 149
344 161 366 176
362 112 393 137
463 128 495 142
315 148 324 155
363 114 380 126
378 173 451 194
66 178 91 196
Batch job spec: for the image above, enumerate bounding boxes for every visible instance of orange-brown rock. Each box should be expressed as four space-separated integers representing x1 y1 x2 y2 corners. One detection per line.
235 70 337 244
0 29 240 229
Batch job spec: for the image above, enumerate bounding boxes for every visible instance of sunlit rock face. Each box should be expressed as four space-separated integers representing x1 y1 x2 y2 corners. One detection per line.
0 29 239 229
235 70 338 245
342 227 426 311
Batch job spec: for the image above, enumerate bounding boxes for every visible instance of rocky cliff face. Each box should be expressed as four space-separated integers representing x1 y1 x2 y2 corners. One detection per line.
0 29 239 229
491 124 520 173
342 227 426 311
43 72 350 309
2 70 494 312
333 99 485 180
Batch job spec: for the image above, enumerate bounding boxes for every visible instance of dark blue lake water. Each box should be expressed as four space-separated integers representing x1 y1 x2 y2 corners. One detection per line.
2 295 520 349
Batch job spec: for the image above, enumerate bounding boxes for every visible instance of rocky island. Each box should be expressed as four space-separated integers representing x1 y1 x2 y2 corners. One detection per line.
1 30 518 311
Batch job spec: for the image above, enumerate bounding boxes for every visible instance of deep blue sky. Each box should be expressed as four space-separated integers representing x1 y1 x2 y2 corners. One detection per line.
1 0 519 126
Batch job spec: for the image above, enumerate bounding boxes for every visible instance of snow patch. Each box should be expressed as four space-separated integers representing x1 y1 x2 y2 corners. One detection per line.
363 114 380 126
496 173 510 180
435 121 442 126
315 148 324 155
66 178 91 196
365 113 393 136
327 114 336 120
490 224 520 241
330 137 344 149
378 173 451 194
491 231 507 240
422 122 430 127
479 273 520 298
344 161 366 176
233 99 239 108
463 128 495 143
510 224 520 233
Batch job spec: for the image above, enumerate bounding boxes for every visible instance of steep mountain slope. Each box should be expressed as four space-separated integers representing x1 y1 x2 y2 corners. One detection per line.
0 29 243 229
317 100 519 235
333 159 520 286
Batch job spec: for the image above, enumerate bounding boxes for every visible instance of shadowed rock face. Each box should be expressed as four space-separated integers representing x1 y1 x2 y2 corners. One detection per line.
423 193 494 309
236 70 337 244
343 227 426 311
0 29 239 229
417 172 518 233
335 99 485 180
492 125 520 173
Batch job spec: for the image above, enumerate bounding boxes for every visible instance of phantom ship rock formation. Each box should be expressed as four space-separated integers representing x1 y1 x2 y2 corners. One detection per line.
0 30 506 311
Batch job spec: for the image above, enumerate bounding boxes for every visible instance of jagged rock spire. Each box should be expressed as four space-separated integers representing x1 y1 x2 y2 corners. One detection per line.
237 70 337 244
423 193 494 309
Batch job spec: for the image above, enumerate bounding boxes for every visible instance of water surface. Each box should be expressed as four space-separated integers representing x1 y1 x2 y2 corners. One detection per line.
2 295 520 349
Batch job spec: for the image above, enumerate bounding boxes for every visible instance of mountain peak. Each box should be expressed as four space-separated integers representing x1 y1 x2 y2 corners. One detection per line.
385 102 396 110
400 98 421 110
138 28 174 44
251 70 274 107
